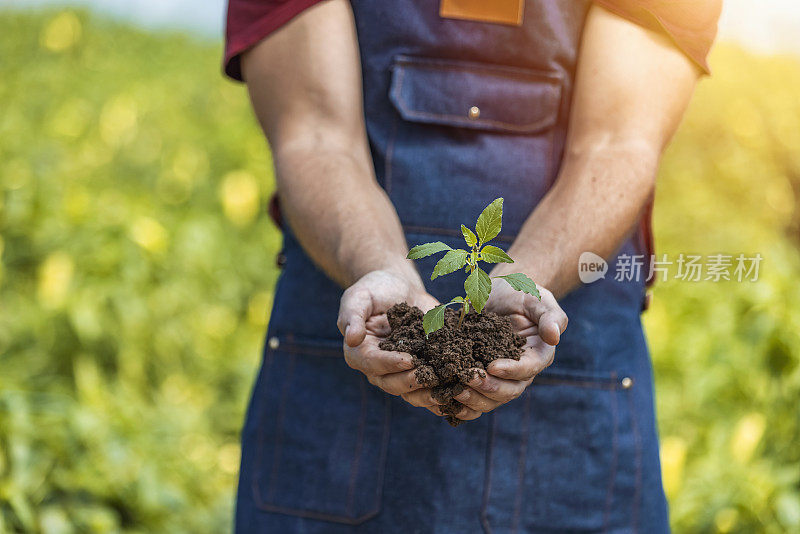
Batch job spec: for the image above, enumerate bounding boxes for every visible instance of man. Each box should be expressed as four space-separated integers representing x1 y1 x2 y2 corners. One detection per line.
225 0 720 531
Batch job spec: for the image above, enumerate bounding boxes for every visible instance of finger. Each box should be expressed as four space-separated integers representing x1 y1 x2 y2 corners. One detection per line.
453 387 502 413
370 369 427 396
401 388 439 408
454 405 482 421
337 286 373 347
524 288 568 346
343 338 414 375
487 339 554 381
467 371 529 403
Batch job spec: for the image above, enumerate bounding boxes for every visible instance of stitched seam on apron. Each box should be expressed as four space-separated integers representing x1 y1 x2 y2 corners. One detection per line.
511 389 532 533
480 413 496 534
629 387 643 533
266 352 296 502
603 373 620 533
251 347 276 505
346 378 369 516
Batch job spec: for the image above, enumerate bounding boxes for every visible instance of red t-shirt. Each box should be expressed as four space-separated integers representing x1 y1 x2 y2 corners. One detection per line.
224 0 721 81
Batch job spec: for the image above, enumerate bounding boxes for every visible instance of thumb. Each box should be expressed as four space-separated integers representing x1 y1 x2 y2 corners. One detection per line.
337 286 372 347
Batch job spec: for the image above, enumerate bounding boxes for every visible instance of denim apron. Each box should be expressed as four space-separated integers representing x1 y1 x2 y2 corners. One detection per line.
235 1 670 532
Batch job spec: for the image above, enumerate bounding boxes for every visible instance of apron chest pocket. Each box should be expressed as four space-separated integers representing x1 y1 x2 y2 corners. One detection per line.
251 336 390 525
389 54 562 134
384 54 564 240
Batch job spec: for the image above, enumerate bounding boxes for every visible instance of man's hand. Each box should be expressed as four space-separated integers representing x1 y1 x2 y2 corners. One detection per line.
338 270 444 413
448 279 568 421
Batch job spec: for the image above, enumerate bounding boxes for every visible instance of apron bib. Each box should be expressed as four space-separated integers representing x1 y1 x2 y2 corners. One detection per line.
236 1 669 532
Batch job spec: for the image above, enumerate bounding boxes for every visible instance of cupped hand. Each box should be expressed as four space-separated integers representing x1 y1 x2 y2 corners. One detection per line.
337 270 444 414
448 278 568 421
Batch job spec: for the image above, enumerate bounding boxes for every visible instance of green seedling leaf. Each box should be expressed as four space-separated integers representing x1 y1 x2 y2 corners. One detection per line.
475 198 503 244
422 304 447 336
407 241 452 259
431 249 468 280
461 225 477 248
480 245 514 264
464 267 491 313
449 296 465 304
496 273 540 299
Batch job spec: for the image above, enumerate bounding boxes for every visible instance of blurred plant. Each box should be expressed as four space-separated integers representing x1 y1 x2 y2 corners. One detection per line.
0 8 798 534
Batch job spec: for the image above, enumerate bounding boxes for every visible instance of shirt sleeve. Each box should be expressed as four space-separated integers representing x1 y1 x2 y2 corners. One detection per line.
224 0 325 81
593 0 722 74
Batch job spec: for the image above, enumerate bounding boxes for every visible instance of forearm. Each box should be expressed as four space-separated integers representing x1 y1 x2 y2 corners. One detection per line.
273 141 420 288
239 0 421 289
491 142 658 298
493 5 700 298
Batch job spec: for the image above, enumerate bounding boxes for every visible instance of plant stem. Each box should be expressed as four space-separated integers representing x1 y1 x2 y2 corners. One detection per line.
458 298 469 329
458 251 477 330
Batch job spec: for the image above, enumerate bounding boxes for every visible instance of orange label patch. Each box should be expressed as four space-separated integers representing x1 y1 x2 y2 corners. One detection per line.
440 0 524 26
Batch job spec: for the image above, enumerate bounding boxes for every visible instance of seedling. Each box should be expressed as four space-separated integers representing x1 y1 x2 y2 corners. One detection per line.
407 198 540 336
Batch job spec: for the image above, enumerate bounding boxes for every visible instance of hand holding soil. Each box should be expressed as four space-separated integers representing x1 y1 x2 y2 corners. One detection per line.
338 269 442 402
379 198 569 425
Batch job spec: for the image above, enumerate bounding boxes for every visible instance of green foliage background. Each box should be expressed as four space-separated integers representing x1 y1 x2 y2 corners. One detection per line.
0 9 798 534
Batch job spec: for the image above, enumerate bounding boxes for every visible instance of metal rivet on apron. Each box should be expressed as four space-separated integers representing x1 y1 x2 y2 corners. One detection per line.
268 336 280 350
621 376 634 389
468 106 480 119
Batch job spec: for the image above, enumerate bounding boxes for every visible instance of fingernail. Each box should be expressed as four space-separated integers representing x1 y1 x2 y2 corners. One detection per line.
454 390 469 402
469 376 483 387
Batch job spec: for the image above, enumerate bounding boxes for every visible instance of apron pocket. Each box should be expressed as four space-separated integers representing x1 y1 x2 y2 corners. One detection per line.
251 335 390 525
384 54 563 240
481 367 638 533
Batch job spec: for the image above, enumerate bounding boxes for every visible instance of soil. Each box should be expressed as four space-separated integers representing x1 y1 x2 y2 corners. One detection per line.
379 302 525 426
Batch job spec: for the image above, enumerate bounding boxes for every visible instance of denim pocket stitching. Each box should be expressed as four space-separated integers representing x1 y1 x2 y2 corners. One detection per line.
265 351 296 503
603 374 620 534
390 55 562 134
629 387 643 534
481 371 624 532
251 340 389 525
511 389 533 534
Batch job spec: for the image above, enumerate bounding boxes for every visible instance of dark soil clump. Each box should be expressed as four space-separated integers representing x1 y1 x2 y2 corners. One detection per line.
379 302 525 426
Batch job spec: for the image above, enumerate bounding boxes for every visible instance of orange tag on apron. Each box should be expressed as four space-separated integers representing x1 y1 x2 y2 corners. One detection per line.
440 0 524 26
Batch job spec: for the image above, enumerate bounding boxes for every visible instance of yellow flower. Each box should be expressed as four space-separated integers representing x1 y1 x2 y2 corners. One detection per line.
731 412 766 463
660 436 687 499
41 11 82 52
247 291 273 326
218 443 241 474
100 96 138 147
37 252 74 309
219 170 260 227
714 508 739 533
130 216 168 253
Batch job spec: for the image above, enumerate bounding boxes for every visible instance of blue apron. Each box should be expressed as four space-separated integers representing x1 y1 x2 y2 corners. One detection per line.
235 1 669 532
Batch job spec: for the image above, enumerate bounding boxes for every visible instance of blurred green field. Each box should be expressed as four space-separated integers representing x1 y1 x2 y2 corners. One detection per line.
0 9 798 534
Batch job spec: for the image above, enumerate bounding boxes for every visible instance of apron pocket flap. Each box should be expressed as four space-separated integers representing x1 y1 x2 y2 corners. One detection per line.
389 55 562 134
